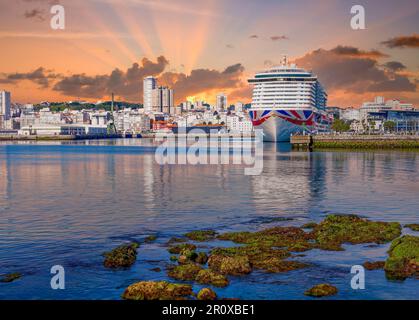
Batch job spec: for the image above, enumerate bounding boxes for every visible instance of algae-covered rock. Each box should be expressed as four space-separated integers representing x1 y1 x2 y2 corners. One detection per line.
168 243 197 254
195 252 208 264
363 261 385 270
312 215 401 251
168 237 186 244
209 245 299 273
304 284 338 297
195 269 229 287
208 254 252 275
168 263 203 281
170 255 178 262
197 288 217 300
218 226 314 252
252 258 309 273
103 242 139 268
405 224 419 232
384 235 419 280
122 281 192 300
301 222 317 229
185 230 217 241
0 272 22 283
145 235 157 242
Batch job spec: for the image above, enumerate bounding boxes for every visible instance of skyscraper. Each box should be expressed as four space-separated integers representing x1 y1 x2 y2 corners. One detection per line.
216 93 227 111
152 86 174 114
143 76 157 113
0 91 11 129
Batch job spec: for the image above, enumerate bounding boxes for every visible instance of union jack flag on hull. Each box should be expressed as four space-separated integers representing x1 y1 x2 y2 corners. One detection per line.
249 109 316 127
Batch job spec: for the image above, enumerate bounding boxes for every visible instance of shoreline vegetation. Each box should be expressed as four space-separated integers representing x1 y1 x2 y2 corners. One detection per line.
292 134 419 149
95 214 417 300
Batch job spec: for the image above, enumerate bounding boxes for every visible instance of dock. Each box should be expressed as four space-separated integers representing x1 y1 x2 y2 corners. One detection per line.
290 135 313 150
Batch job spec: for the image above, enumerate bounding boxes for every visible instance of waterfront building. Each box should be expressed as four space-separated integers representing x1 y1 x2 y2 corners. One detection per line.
366 109 419 133
326 106 342 119
360 96 392 121
143 76 157 113
18 124 108 136
341 108 360 121
216 93 227 112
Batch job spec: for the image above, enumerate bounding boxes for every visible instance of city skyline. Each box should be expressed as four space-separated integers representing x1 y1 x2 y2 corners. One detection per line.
0 0 418 106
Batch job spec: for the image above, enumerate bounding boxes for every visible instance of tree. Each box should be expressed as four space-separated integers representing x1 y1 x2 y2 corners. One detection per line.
331 119 350 133
383 120 396 132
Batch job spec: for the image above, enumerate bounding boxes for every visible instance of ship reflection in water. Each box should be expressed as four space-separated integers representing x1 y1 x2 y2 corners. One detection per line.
0 139 418 299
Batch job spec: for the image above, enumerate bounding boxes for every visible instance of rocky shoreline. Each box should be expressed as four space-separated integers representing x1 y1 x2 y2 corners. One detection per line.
101 214 418 300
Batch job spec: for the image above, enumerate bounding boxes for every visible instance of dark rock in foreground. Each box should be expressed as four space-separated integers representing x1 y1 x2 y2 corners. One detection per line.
168 243 197 254
184 230 217 241
122 281 192 300
195 269 229 287
384 235 419 280
197 288 217 300
304 284 338 297
312 215 401 251
363 261 385 270
168 263 203 281
0 272 22 283
103 242 139 268
405 224 419 232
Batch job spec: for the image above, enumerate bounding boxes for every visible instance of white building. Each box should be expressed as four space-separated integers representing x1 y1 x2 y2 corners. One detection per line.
216 93 227 112
360 96 392 121
0 91 11 129
341 108 360 121
143 76 157 113
235 102 244 113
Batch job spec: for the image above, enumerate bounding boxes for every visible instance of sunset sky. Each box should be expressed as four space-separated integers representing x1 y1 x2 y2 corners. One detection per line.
0 0 418 107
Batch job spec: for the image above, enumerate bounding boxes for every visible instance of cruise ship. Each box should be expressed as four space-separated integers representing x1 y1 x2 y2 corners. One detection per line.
248 56 331 142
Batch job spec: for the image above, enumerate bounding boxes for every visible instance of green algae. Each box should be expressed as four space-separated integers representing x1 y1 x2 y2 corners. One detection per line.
252 258 309 273
185 230 217 241
405 224 419 232
384 235 419 280
197 288 217 300
144 235 157 242
195 269 229 287
0 272 22 283
168 263 203 281
208 254 252 275
217 226 314 252
103 242 139 268
301 222 317 229
168 243 197 254
363 261 385 270
312 215 401 251
304 284 338 297
122 281 193 300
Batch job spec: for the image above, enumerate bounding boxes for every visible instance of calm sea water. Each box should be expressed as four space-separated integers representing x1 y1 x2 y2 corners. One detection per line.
0 139 418 300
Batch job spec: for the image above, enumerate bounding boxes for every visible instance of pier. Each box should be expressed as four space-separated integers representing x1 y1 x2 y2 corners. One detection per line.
290 135 313 150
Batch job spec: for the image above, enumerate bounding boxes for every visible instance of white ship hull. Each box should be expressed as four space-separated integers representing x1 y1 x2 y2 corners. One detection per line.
260 116 307 142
